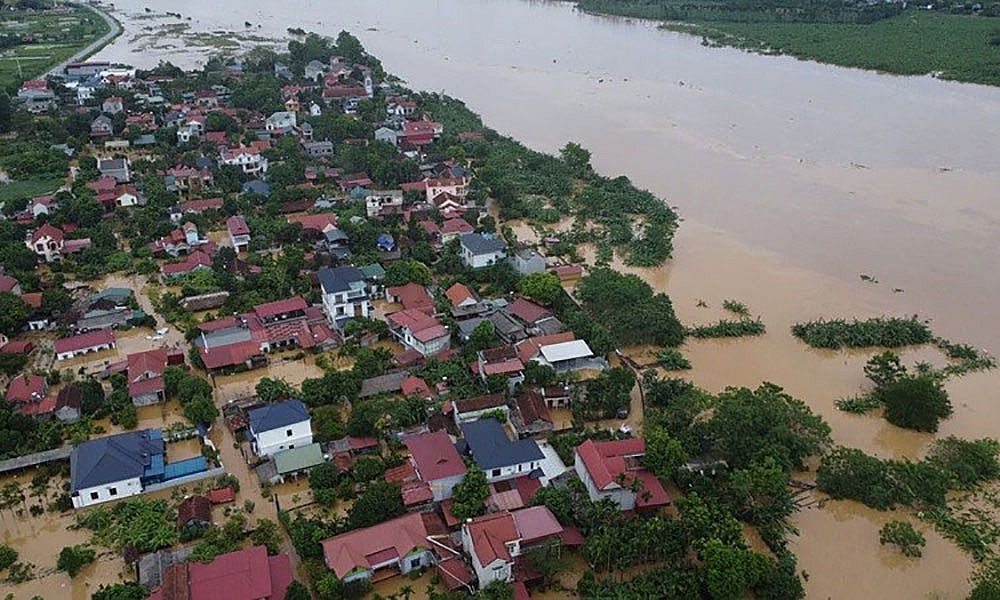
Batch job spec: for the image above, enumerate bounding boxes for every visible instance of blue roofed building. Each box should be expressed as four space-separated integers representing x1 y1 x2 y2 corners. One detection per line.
248 399 313 458
70 429 164 508
459 418 544 483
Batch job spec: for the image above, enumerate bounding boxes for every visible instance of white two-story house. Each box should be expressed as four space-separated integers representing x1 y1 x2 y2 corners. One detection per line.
248 399 313 458
317 266 372 330
461 507 564 588
460 233 507 269
365 190 404 218
219 146 268 175
70 429 165 508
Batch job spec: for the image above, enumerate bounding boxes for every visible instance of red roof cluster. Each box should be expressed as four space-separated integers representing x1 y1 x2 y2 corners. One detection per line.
576 438 670 510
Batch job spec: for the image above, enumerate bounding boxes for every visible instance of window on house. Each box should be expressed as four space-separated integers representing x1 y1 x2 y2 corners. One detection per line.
410 558 421 569
286 429 293 437
90 492 99 500
518 464 522 472
491 469 501 478
109 487 118 496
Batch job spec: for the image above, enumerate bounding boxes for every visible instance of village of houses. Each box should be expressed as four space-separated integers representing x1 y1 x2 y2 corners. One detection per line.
0 37 671 600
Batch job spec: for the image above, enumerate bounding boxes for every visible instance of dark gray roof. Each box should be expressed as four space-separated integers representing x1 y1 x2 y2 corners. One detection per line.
460 233 506 256
359 371 409 398
70 429 164 492
317 266 365 294
460 418 543 470
324 228 349 243
249 399 309 434
242 180 271 196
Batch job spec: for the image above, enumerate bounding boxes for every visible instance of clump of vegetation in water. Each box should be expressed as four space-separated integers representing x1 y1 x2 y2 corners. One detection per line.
657 348 691 370
76 498 178 553
879 521 926 557
688 318 766 339
791 316 932 349
722 299 750 317
934 338 997 376
834 395 882 414
686 300 765 339
817 438 1000 512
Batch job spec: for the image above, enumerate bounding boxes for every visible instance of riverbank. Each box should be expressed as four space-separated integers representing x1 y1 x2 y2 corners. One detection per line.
576 1 1000 87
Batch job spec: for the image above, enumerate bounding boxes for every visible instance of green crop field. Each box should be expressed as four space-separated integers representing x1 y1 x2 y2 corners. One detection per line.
0 177 64 203
577 0 1000 87
670 12 1000 86
0 4 111 91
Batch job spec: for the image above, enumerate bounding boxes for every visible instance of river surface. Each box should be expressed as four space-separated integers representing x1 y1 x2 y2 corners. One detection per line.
89 0 1000 597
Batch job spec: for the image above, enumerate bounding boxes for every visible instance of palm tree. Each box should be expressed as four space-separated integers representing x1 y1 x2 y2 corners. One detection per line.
400 585 415 600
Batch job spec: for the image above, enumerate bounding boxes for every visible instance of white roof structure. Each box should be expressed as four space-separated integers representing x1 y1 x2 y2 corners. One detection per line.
538 340 594 363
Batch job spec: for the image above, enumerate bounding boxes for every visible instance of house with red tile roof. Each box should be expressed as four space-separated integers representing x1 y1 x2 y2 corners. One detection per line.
387 309 450 358
226 215 251 252
176 494 212 529
321 512 446 583
439 217 474 242
148 545 292 600
385 282 434 314
5 374 46 405
195 297 327 372
287 212 337 237
219 145 268 175
400 376 434 400
54 329 116 361
26 223 92 263
506 299 552 326
460 506 564 588
404 431 467 501
180 197 224 214
125 348 177 407
161 250 213 279
574 438 670 513
453 393 509 425
472 345 526 391
510 392 554 439
445 283 477 309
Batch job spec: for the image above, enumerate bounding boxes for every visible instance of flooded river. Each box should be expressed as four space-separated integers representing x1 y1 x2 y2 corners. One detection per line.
88 0 1000 597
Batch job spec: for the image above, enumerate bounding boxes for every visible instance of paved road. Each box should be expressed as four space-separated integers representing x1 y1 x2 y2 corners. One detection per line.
46 1 122 78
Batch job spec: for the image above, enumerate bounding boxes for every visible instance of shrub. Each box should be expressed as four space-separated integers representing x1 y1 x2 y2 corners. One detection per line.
879 520 925 557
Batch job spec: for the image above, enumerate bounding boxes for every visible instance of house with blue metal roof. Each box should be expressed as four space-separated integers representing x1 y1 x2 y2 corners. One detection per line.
69 429 210 509
248 399 313 458
459 418 544 484
70 429 165 508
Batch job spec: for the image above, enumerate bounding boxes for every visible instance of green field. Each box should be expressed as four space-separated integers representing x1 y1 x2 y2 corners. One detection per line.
577 0 1000 87
0 177 63 203
0 4 112 91
669 12 1000 86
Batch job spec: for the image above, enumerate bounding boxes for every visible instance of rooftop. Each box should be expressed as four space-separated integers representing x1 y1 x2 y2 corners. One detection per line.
248 400 309 434
405 431 466 482
460 418 544 471
460 232 506 256
70 429 164 492
321 512 445 579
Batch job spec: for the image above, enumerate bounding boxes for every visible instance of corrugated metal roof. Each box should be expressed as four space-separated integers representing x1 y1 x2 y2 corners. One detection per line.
273 443 324 475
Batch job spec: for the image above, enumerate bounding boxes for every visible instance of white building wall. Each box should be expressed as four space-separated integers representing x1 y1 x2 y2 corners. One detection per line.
72 476 142 508
252 420 313 457
484 459 537 484
573 452 636 510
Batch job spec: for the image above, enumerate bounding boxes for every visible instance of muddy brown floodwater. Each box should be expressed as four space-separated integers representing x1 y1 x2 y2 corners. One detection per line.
83 0 1000 596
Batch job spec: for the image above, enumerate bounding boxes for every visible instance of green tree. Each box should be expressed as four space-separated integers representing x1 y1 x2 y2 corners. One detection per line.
0 544 17 570
250 518 282 555
383 260 432 286
879 520 925 557
517 272 562 306
728 457 795 525
451 465 490 520
91 582 150 600
284 581 311 600
708 383 831 472
864 351 907 388
56 545 96 577
703 539 771 600
466 320 497 353
0 93 11 133
0 292 28 336
880 374 952 432
560 141 592 177
643 426 687 480
183 395 219 426
347 481 404 529
255 378 297 403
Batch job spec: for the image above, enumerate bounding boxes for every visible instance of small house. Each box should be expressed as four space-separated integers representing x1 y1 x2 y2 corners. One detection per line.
247 399 313 458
